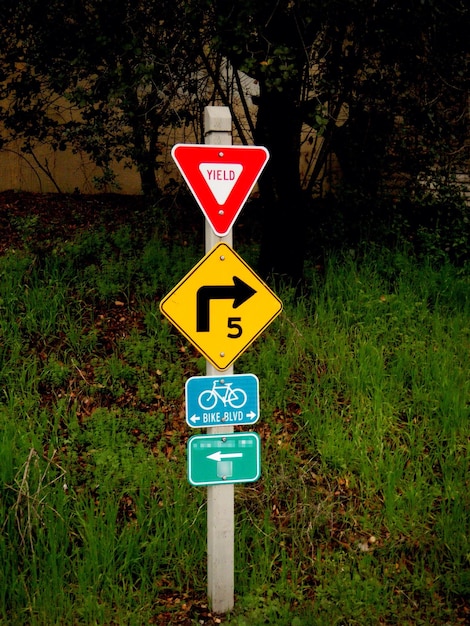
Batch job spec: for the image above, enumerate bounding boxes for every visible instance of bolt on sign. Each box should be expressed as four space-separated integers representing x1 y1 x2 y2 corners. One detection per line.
159 243 283 371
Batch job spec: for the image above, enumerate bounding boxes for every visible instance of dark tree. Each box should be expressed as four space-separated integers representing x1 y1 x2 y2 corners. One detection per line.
0 0 207 195
212 0 469 279
1 1 468 271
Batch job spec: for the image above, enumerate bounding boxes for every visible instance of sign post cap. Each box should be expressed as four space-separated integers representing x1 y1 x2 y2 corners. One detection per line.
204 106 232 133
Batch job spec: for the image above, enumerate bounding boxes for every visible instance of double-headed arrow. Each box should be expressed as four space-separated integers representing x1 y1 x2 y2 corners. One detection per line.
189 410 257 425
196 276 256 332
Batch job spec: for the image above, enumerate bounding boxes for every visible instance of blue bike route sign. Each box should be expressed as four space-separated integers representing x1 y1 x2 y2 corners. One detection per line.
185 374 259 428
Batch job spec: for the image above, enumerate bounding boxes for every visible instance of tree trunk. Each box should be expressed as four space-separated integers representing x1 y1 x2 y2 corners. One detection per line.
132 122 159 197
254 81 307 284
125 81 160 197
138 158 159 197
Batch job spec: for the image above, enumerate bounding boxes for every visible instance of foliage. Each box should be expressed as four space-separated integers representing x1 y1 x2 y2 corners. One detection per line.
0 0 209 194
211 0 469 277
0 2 468 277
0 203 469 623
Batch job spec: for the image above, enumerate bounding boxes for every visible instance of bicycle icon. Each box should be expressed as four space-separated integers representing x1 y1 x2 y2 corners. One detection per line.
198 380 247 411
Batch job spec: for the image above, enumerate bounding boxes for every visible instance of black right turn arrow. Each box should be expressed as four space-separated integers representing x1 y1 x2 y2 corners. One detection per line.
196 276 256 332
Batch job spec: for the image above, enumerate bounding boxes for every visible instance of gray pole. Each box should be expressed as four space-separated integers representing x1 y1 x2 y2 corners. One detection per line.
204 105 235 614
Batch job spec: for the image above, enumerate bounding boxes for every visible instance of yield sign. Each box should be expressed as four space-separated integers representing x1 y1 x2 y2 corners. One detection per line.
159 243 282 371
171 144 269 236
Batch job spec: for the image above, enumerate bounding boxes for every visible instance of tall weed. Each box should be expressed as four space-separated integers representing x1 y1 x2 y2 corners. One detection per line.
0 239 468 624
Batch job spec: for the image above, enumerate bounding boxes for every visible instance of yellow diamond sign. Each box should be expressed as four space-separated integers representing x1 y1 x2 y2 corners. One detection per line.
160 243 282 371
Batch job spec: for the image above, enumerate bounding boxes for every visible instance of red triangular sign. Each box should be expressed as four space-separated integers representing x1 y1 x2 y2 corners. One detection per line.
171 144 269 236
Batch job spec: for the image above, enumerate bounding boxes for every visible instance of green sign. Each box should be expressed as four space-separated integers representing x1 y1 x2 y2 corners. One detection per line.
187 432 261 486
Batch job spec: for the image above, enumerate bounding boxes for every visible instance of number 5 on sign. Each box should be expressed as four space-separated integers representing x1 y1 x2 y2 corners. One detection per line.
159 243 282 371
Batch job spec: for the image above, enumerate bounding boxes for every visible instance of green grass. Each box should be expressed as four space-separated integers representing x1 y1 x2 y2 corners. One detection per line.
0 225 469 625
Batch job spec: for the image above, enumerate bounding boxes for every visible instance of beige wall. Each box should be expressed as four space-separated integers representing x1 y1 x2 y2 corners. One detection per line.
0 130 339 196
0 90 343 196
0 90 203 195
0 141 142 194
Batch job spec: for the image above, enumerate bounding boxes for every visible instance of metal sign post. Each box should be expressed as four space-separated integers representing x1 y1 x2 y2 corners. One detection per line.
203 106 235 614
161 106 280 614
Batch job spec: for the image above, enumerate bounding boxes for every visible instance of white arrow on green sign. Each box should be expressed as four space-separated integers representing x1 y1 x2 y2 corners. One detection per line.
207 451 243 462
187 432 261 486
